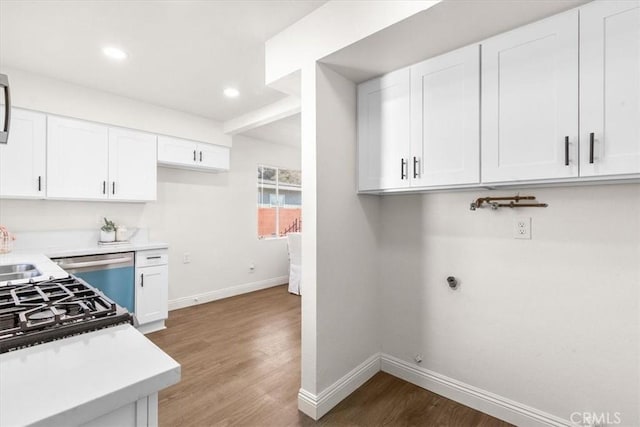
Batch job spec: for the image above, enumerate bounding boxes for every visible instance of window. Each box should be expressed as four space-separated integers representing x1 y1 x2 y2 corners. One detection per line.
257 165 301 239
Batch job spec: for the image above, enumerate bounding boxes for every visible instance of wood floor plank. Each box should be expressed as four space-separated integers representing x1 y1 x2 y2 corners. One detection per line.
148 285 512 427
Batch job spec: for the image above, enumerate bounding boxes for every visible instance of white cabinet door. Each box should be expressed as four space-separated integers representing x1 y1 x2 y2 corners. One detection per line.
358 68 411 191
580 1 640 177
157 135 198 166
482 10 579 183
108 128 157 201
47 116 109 199
0 109 46 198
135 265 168 325
197 143 230 170
410 45 480 187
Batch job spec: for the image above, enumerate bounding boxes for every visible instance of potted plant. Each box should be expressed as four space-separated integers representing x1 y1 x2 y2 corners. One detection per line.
100 217 117 242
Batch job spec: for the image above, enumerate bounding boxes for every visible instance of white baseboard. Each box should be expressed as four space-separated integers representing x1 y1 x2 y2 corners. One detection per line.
380 354 571 427
168 275 288 311
298 353 381 420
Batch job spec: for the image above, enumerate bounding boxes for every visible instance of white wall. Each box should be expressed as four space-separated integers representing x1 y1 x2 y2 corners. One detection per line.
265 0 440 85
315 64 380 392
297 62 380 417
0 69 301 306
0 134 300 305
379 184 640 425
1 66 230 146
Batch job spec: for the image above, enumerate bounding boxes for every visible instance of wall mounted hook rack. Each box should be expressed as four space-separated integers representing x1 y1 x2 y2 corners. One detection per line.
470 195 548 211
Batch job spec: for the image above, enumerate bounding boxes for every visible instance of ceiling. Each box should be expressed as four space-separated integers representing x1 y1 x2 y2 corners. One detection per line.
241 113 300 147
0 0 325 122
322 0 588 83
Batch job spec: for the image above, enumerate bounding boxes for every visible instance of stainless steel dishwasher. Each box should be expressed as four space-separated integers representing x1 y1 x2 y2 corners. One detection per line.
53 252 135 313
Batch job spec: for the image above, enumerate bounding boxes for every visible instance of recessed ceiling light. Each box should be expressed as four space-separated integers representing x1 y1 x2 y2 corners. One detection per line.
223 87 240 98
103 46 128 61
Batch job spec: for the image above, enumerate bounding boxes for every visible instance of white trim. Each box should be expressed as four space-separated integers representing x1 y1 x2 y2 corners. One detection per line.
380 354 572 427
298 353 381 420
168 276 288 311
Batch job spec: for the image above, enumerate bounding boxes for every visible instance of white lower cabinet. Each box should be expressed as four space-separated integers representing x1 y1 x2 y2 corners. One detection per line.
580 0 640 177
135 250 169 333
157 135 230 172
0 108 46 198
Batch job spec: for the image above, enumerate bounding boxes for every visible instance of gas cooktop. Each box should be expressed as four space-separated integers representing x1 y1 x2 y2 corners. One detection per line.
0 276 132 353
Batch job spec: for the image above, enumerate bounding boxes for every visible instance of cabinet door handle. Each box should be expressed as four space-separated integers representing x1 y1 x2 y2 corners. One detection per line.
102 181 106 194
37 176 42 191
112 182 116 195
589 132 595 164
400 158 407 180
413 157 419 179
200 151 203 162
146 255 162 260
141 273 144 287
193 150 197 162
564 136 569 166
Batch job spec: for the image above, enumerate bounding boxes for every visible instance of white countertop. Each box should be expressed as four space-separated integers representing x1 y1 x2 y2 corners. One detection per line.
43 241 169 258
0 324 180 427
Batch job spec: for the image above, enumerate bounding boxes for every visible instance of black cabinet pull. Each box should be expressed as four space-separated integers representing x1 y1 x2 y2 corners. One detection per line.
199 151 203 162
146 256 162 260
564 136 569 166
0 74 11 144
193 150 197 161
37 176 41 191
413 157 419 179
102 181 106 194
141 273 144 287
400 158 407 180
112 182 116 195
589 132 595 164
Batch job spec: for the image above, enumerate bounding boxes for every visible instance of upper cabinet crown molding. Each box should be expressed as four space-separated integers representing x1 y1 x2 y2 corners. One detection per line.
157 135 230 172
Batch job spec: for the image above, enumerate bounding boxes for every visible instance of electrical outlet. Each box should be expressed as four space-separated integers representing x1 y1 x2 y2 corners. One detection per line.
514 217 531 239
183 252 191 263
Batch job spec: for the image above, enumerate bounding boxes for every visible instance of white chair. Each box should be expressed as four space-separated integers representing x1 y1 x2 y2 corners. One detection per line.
286 232 301 295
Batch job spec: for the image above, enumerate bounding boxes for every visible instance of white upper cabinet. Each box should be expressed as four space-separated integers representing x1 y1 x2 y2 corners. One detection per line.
580 1 640 177
47 116 109 200
108 128 157 201
358 67 411 191
48 116 157 201
481 10 579 183
199 143 230 170
410 45 480 187
0 109 46 198
157 135 230 172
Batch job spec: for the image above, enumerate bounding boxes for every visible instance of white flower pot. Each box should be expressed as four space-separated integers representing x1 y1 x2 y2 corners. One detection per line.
100 230 116 242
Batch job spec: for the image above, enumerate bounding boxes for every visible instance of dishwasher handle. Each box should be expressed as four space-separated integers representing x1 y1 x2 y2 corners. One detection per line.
57 257 132 270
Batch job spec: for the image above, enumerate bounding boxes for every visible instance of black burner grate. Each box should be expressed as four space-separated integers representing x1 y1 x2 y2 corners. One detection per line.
0 276 132 353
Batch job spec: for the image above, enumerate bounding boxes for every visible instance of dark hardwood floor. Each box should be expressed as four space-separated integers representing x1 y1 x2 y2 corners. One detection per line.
148 285 511 427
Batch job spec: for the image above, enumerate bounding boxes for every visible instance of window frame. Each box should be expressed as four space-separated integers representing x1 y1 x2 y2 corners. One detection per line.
257 164 301 240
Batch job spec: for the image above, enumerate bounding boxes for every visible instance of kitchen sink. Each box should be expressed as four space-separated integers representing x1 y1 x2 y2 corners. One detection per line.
0 264 41 282
0 263 39 274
